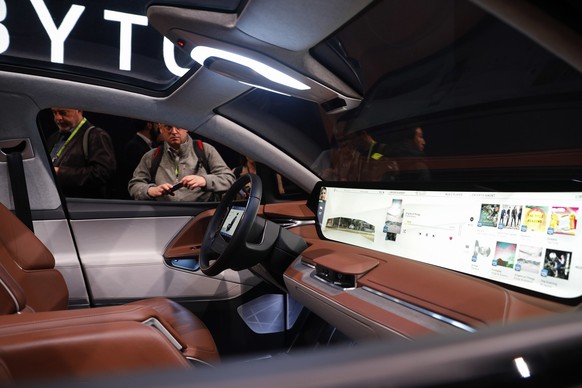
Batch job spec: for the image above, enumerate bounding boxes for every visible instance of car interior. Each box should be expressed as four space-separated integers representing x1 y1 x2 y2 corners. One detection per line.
1 0 582 385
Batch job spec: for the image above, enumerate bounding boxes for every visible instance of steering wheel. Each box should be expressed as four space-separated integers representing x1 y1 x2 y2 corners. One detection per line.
200 173 262 276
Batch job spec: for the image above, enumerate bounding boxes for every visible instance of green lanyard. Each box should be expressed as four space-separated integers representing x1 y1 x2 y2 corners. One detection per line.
54 117 87 160
174 156 180 177
168 149 179 178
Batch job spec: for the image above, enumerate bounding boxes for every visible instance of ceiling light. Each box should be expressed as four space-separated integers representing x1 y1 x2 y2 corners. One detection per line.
191 46 310 90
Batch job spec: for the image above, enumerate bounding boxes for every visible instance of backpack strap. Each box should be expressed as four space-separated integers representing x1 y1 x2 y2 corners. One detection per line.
193 140 224 202
193 139 210 174
148 145 163 183
82 125 96 161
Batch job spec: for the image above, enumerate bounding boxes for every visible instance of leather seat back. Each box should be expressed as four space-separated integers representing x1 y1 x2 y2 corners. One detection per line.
0 203 68 312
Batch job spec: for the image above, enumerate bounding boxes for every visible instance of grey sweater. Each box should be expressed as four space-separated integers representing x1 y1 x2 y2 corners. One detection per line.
128 137 235 201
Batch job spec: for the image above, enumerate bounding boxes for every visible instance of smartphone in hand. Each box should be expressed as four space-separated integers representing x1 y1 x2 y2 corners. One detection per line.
168 182 183 193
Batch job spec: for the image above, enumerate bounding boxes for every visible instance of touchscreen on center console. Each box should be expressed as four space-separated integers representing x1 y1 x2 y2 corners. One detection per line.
316 185 582 299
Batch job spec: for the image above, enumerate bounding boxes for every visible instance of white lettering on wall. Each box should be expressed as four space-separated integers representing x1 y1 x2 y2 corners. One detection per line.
104 10 147 71
0 0 10 54
163 37 188 77
30 0 85 63
0 0 8 53
2 3 189 78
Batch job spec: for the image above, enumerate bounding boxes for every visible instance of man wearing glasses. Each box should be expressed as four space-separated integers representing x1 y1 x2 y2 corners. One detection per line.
128 124 235 202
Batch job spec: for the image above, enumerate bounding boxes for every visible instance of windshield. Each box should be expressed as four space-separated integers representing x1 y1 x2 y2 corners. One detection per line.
218 0 582 301
221 0 582 185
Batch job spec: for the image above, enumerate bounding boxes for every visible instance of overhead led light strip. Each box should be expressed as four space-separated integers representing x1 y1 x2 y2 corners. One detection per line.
191 46 310 90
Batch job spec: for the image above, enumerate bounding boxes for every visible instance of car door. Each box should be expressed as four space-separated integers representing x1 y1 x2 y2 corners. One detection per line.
32 108 272 309
61 198 262 307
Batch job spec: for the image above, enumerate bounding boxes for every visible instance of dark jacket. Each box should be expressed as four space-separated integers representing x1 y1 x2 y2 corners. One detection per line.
46 120 116 198
124 134 152 174
119 134 153 197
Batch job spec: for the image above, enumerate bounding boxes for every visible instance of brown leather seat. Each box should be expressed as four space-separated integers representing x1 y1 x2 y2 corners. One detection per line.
0 202 219 365
0 318 193 382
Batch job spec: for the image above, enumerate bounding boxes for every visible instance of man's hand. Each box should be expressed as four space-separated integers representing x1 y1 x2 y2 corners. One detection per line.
147 175 207 198
147 183 175 198
180 175 207 190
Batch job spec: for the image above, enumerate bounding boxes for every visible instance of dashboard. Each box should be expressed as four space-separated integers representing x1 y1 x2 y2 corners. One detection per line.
282 182 581 341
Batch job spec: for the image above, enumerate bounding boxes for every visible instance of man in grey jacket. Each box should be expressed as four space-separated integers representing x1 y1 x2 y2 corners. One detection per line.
128 124 235 201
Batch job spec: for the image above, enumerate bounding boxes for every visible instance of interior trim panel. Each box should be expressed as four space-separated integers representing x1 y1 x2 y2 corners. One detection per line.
284 240 574 342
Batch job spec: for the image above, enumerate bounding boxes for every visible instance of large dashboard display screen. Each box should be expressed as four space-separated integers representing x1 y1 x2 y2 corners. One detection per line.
315 185 582 299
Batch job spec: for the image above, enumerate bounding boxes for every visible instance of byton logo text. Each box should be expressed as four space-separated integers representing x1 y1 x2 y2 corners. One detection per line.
0 0 189 76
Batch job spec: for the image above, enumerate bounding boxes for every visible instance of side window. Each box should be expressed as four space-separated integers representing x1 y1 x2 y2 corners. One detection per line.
275 174 307 200
230 155 307 201
37 109 241 201
39 109 131 199
254 163 307 202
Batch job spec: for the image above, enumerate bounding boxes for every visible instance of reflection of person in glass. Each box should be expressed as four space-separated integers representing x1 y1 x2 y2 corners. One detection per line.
382 120 429 181
226 213 238 232
311 116 379 181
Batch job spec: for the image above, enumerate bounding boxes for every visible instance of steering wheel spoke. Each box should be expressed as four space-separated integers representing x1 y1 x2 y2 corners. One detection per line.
209 233 228 255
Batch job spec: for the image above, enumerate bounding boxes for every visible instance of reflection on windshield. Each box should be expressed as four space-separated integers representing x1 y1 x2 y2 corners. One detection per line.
306 1 582 184
221 1 582 185
311 117 430 182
